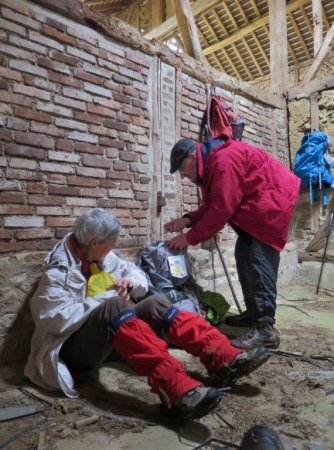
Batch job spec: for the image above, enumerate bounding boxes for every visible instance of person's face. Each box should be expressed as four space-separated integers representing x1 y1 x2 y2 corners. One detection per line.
178 152 198 182
85 237 117 262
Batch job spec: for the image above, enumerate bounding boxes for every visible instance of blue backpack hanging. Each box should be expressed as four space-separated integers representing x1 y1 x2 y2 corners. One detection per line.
293 131 333 204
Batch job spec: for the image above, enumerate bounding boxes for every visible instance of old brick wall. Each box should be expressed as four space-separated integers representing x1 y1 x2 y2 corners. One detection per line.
0 0 291 363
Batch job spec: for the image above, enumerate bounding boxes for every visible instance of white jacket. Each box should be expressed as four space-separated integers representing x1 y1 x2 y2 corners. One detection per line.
24 234 148 398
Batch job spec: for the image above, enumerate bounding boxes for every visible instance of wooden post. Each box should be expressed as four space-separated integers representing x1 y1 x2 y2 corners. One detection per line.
269 0 288 96
312 0 323 56
151 0 166 29
172 0 203 62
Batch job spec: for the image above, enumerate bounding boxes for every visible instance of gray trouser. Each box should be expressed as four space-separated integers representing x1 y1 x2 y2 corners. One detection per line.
235 231 280 325
59 294 172 371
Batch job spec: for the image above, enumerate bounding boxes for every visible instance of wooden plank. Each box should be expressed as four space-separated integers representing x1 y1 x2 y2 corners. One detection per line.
145 0 219 40
303 22 334 82
269 0 288 96
172 0 203 61
202 0 310 56
151 0 166 29
312 0 323 56
310 92 320 130
288 75 334 99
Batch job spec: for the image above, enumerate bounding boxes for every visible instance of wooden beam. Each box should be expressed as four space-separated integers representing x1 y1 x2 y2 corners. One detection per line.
303 22 334 83
288 75 334 99
172 0 203 61
202 0 310 56
151 0 166 29
145 0 218 40
312 0 323 56
310 92 320 130
269 0 288 96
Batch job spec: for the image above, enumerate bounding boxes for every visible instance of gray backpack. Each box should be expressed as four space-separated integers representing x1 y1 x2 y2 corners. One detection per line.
137 240 203 314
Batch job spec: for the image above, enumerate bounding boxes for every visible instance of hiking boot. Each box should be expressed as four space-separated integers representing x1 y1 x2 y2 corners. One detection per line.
225 310 253 327
210 346 271 387
232 324 280 350
162 386 220 420
240 425 285 450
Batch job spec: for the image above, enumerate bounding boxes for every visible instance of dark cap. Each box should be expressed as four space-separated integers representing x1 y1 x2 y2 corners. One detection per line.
170 138 196 174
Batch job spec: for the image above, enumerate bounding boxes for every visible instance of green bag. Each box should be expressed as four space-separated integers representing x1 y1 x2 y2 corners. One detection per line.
201 291 230 325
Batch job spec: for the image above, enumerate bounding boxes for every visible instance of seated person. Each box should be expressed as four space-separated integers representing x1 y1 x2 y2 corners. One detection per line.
25 208 271 420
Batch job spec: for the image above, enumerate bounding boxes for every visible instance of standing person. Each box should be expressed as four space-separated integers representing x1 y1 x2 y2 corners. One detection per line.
165 136 301 350
25 208 271 420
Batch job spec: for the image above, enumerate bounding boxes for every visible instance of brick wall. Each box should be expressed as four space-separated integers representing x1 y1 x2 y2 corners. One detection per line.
0 0 154 254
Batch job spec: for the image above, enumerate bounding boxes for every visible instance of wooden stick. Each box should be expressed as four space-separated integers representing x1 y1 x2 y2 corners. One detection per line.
73 415 99 429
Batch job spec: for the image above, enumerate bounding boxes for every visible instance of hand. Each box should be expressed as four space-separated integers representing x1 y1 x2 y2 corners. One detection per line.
167 234 190 251
113 279 133 302
164 217 191 233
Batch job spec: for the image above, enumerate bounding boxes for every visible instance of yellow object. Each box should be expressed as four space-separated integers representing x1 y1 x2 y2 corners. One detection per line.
87 263 116 297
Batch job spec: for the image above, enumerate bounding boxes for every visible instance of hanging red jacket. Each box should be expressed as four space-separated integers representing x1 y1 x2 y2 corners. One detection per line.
186 137 301 251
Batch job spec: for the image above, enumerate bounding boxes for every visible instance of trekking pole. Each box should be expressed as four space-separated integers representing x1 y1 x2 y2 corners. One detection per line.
214 235 242 313
316 208 334 295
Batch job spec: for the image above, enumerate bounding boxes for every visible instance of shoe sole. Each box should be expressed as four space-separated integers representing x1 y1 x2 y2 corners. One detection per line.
161 389 221 421
210 348 272 387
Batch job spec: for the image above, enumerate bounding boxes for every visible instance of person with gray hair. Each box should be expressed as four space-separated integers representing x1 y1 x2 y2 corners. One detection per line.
25 208 271 420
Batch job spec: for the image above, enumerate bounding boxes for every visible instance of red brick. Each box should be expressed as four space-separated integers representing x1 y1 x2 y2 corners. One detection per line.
49 71 82 87
0 205 34 214
76 167 106 178
119 151 139 162
42 25 75 45
6 168 43 181
73 68 103 84
0 229 14 240
6 143 45 160
74 111 103 125
67 176 99 187
87 104 117 118
56 140 75 152
113 93 132 104
106 170 132 181
75 142 103 155
27 183 47 194
15 107 53 123
15 228 53 240
45 17 66 32
99 179 117 188
0 192 26 203
0 242 23 253
103 119 128 132
50 50 80 66
14 131 54 149
132 117 151 128
81 188 106 198
48 185 81 196
36 206 71 215
28 195 63 205
113 161 129 171
82 155 112 169
126 52 151 68
0 129 12 141
46 217 75 227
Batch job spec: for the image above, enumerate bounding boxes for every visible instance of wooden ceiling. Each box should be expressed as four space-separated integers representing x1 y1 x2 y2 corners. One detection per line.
81 0 334 83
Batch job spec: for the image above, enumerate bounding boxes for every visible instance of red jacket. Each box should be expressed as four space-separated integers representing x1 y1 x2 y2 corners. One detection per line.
186 137 301 251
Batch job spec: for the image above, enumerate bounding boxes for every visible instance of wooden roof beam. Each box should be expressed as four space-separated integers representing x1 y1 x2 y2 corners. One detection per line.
172 0 203 61
269 0 288 96
312 0 323 56
145 0 219 40
303 22 334 83
151 0 166 29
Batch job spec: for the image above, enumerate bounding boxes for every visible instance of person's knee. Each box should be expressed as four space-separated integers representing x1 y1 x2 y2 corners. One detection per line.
96 296 135 324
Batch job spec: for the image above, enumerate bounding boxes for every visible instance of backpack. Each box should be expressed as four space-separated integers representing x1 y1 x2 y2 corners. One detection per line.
137 240 203 315
293 131 333 204
200 92 245 142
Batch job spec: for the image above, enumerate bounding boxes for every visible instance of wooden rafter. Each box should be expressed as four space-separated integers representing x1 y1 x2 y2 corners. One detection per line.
232 42 253 79
172 0 203 61
269 0 288 96
202 0 310 57
251 31 269 67
311 0 323 55
242 37 264 77
151 0 166 29
303 21 334 82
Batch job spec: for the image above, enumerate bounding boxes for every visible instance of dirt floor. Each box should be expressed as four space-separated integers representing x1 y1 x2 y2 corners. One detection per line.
0 286 333 450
